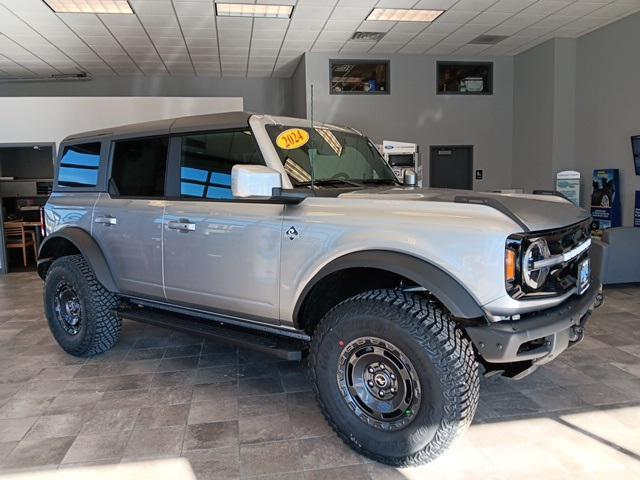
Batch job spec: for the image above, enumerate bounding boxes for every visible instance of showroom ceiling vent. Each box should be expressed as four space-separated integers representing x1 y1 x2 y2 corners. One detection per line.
469 34 509 45
0 72 92 83
351 31 387 42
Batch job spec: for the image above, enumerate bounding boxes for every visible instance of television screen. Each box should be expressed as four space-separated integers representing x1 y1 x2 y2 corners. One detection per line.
632 135 640 175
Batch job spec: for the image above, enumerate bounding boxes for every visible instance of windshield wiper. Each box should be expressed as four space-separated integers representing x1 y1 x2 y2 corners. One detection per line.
361 178 401 185
296 179 363 188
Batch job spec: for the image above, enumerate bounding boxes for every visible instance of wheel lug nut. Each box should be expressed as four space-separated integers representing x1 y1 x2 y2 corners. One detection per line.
379 389 385 396
390 374 396 380
390 388 395 394
368 381 374 387
368 367 374 373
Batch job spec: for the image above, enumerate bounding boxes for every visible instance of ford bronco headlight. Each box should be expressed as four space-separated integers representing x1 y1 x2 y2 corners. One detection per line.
522 239 550 290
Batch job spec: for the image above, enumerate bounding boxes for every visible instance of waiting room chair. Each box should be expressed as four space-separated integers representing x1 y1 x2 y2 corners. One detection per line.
4 223 37 267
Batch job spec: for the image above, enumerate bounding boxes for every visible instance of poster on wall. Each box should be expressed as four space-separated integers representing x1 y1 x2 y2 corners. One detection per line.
590 169 621 234
635 191 640 227
555 170 581 207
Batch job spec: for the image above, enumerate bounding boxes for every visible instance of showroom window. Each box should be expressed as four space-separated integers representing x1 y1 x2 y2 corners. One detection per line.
57 142 101 188
110 137 168 197
179 130 263 200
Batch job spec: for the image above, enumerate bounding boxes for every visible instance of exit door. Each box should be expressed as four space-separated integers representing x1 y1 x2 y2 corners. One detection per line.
429 146 473 190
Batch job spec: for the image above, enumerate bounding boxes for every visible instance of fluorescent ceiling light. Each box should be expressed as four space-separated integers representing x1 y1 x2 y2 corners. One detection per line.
43 0 133 14
367 8 444 22
215 3 293 19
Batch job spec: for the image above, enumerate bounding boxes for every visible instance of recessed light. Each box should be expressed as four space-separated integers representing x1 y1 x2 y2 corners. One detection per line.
43 0 133 14
366 8 444 22
215 3 293 19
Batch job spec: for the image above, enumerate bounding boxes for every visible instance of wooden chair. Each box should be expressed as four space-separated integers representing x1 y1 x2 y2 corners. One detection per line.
4 223 37 267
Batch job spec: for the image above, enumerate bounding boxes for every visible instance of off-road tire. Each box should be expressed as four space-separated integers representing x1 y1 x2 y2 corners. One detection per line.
44 254 121 357
310 289 479 467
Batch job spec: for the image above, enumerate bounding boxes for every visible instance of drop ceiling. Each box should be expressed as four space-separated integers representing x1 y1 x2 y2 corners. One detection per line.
0 0 638 78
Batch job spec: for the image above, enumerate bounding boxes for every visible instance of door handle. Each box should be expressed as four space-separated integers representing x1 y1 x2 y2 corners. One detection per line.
95 216 117 226
168 220 196 232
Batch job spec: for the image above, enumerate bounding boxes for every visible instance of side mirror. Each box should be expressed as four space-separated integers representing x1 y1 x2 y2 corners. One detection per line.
231 165 309 204
232 165 282 198
403 169 417 187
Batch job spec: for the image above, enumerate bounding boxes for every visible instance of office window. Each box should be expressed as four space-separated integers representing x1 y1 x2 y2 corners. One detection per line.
180 131 262 200
330 60 389 94
437 61 493 95
111 137 168 197
58 142 101 188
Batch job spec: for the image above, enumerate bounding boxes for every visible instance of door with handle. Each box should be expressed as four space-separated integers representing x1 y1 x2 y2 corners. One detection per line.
162 129 283 322
91 136 169 300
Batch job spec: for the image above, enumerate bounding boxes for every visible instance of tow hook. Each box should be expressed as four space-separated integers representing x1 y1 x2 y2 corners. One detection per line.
569 325 585 343
594 291 604 309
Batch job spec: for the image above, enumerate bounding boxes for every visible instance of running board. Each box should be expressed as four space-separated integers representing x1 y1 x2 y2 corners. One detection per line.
116 305 307 361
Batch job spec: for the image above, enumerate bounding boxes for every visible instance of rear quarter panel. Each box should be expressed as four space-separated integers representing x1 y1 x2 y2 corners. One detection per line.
44 192 98 238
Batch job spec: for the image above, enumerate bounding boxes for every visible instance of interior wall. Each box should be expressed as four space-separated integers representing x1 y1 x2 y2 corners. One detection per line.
512 40 556 193
512 38 577 195
0 97 242 147
574 11 640 225
0 75 291 116
291 57 307 119
301 52 514 192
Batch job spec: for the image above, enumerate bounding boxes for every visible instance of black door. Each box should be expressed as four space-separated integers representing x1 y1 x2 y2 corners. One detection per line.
429 146 473 190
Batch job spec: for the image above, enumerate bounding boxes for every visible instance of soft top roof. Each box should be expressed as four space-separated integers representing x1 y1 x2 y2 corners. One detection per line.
62 111 253 143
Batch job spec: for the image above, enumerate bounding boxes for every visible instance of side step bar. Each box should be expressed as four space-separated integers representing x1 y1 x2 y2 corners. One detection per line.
117 305 307 361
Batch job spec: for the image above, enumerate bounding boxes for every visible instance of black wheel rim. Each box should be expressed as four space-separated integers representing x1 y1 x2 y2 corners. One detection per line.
53 280 82 336
337 336 421 431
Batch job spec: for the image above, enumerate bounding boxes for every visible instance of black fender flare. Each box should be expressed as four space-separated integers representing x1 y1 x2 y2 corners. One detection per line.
37 227 119 293
293 250 484 321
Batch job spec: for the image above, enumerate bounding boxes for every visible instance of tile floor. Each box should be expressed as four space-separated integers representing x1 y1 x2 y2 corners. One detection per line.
0 272 639 479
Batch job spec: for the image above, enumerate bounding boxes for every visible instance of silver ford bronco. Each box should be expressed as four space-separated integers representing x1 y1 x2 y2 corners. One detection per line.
38 111 603 466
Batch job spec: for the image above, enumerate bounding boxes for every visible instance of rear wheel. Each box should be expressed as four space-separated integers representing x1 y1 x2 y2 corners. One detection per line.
310 289 479 467
44 254 121 357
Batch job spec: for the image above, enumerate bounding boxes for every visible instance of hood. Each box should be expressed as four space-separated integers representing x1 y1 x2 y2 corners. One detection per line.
339 186 590 233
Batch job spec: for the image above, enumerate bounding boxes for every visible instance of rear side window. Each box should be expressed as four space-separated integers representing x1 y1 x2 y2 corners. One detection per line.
58 142 101 188
110 137 168 197
180 130 263 200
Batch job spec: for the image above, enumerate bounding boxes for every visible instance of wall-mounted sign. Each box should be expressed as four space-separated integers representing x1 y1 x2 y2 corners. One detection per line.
555 170 581 207
590 168 621 233
634 191 640 227
475 169 483 180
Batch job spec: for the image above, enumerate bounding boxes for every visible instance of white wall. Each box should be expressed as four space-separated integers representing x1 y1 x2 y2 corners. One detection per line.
0 75 290 115
300 53 515 192
0 96 242 147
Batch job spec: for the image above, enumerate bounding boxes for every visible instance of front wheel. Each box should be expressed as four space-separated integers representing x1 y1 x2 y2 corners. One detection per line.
310 289 479 467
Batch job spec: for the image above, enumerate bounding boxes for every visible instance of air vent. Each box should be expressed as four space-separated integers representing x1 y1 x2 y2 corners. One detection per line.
469 34 509 45
351 31 386 42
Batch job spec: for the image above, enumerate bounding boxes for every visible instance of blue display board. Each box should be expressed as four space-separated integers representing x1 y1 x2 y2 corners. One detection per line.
635 191 640 227
590 169 621 233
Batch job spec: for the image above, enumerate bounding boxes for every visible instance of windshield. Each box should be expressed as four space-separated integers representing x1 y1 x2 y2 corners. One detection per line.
266 125 397 187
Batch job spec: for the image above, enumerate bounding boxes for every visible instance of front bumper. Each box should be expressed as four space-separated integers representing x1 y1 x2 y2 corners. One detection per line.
466 280 602 369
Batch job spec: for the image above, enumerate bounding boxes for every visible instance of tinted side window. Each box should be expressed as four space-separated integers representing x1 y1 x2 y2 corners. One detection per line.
111 137 168 197
180 131 263 200
58 142 101 188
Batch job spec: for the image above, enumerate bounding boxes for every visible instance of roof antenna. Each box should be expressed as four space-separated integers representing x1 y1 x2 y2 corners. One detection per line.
309 83 316 191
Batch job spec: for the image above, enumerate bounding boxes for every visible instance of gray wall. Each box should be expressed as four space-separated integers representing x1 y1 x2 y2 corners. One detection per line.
291 56 307 119
574 11 640 225
513 12 640 224
512 38 577 194
0 75 293 115
301 53 515 191
512 40 556 193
